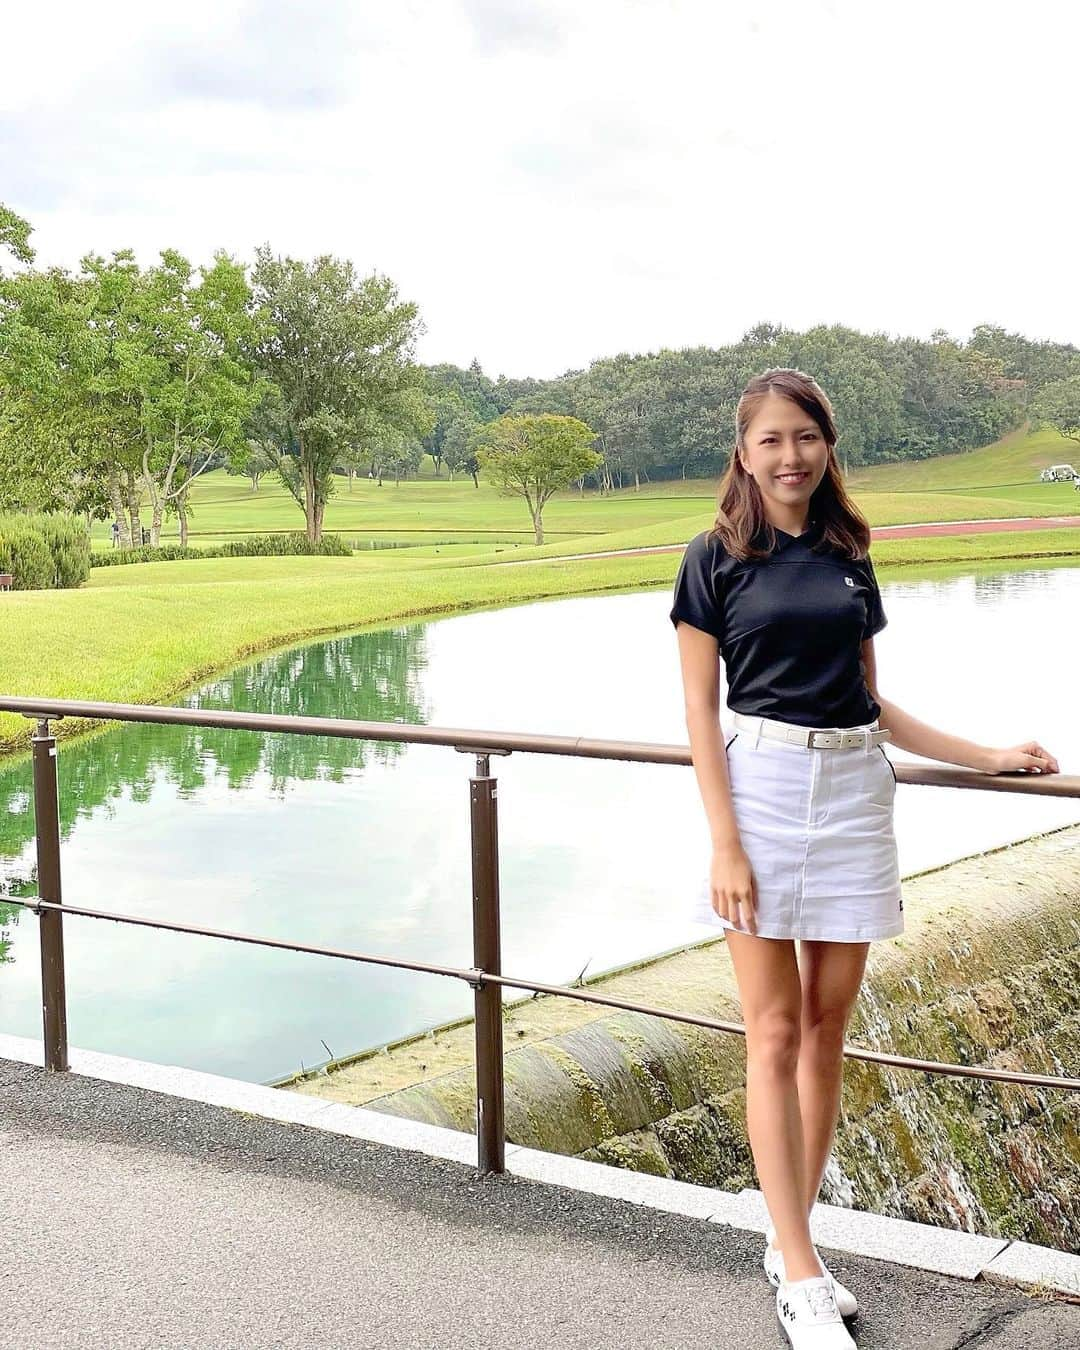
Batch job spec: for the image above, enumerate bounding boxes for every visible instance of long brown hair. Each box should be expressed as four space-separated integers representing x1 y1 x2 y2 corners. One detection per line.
707 368 872 561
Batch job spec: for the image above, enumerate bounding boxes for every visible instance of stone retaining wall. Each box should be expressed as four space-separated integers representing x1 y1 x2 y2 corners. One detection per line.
286 823 1080 1251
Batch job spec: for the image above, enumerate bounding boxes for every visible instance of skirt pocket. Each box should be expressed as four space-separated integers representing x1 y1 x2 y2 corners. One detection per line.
867 745 897 809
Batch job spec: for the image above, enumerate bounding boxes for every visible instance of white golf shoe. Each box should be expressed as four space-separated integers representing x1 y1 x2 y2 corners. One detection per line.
776 1275 857 1348
764 1223 858 1317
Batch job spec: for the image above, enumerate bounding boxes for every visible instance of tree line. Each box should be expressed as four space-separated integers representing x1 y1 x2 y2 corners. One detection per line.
2 201 1079 549
425 320 1080 492
0 207 438 547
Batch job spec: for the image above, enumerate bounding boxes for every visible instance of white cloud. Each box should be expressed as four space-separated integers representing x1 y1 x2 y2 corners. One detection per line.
1 0 1077 377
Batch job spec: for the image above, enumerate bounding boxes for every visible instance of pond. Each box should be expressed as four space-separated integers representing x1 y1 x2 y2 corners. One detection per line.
2 557 1078 1083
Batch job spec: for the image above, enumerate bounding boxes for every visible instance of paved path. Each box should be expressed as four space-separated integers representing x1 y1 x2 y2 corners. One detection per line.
871 514 1080 539
509 515 1080 565
1 1059 1077 1349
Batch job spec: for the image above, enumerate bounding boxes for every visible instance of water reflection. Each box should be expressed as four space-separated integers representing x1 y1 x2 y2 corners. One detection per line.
1 558 1078 1081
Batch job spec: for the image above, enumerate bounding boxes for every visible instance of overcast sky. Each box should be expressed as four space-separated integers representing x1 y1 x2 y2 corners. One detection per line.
2 0 1077 378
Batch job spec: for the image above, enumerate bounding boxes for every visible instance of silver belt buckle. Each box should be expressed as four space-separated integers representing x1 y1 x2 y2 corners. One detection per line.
808 724 886 751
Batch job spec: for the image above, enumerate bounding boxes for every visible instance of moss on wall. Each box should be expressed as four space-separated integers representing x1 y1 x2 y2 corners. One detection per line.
285 821 1080 1251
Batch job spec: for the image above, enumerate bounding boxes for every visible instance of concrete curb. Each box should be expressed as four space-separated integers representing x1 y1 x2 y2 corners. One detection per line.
3 1032 1077 1299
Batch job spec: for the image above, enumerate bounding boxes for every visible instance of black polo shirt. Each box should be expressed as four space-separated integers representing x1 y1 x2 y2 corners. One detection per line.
669 519 887 729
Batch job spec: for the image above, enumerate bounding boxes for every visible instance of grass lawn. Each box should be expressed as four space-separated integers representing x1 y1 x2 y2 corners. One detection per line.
4 523 1080 759
5 426 1079 760
846 422 1080 493
89 423 1080 551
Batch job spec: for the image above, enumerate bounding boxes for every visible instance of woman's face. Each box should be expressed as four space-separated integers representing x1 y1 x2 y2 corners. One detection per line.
737 392 830 522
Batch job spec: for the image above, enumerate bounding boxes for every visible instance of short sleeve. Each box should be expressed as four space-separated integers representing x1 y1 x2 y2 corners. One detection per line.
861 554 887 639
669 532 725 642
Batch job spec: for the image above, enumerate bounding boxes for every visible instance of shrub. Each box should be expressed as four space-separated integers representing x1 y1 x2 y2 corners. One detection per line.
93 543 205 567
36 514 91 588
0 522 53 589
90 532 353 568
219 532 352 558
0 513 89 590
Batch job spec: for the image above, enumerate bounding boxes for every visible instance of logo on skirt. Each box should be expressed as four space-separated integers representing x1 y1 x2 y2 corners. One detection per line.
844 576 855 587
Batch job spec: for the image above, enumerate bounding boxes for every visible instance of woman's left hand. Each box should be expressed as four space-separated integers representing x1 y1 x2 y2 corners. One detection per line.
985 742 1060 775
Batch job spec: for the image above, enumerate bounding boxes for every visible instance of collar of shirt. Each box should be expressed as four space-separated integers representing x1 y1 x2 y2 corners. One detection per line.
751 515 824 554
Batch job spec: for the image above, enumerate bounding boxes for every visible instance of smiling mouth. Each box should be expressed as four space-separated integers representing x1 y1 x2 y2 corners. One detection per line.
775 472 809 484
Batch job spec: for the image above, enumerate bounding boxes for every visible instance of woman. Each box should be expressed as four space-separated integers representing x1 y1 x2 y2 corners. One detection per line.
669 368 1059 1349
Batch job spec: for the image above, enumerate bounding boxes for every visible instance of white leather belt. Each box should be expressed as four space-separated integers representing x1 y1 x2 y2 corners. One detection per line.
732 710 892 750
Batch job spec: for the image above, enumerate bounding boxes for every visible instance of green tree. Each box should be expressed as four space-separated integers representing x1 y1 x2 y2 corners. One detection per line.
442 411 480 482
116 248 264 545
0 203 34 269
251 249 425 541
419 375 468 475
0 258 142 529
340 384 433 489
227 441 276 492
0 245 263 544
1031 376 1080 447
472 412 601 544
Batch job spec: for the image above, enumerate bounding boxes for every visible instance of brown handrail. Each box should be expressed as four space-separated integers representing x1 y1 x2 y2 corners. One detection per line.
2 695 1078 794
3 893 1077 1095
1 695 1078 1177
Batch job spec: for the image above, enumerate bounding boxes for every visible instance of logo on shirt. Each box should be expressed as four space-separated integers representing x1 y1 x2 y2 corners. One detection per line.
844 576 855 587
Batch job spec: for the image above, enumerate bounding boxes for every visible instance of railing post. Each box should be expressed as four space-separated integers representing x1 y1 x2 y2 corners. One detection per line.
469 751 505 1174
31 718 69 1071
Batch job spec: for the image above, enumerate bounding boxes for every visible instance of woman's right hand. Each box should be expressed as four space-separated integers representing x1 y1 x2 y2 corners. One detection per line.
710 842 758 935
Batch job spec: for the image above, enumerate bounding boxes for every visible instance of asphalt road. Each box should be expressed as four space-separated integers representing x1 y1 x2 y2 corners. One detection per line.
1 1058 1077 1349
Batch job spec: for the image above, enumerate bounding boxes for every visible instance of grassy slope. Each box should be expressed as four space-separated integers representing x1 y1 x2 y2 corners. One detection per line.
5 426 1080 757
846 422 1080 492
91 423 1080 550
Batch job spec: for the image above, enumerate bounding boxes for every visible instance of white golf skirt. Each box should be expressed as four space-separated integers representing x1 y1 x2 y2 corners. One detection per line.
691 718 903 942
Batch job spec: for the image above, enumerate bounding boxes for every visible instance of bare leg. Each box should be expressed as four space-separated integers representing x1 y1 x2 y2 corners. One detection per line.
796 939 870 1210
724 929 823 1282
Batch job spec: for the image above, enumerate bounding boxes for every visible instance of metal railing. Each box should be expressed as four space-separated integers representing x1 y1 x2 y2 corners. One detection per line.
1 693 1079 1177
